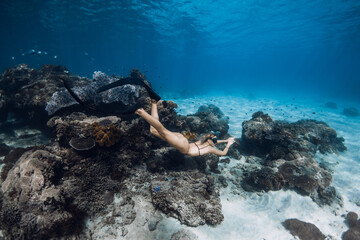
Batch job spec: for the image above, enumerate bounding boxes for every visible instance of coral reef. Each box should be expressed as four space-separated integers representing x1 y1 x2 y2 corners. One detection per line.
240 111 346 158
0 64 72 123
180 104 229 136
236 111 346 206
151 172 223 226
90 122 121 147
0 65 350 239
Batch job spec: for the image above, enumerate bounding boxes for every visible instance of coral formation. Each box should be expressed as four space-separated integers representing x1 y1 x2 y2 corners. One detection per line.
236 111 346 206
69 137 96 151
151 172 223 226
0 65 351 239
90 122 121 147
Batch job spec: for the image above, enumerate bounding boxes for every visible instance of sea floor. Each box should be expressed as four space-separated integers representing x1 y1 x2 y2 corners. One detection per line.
1 93 360 240
168 93 360 240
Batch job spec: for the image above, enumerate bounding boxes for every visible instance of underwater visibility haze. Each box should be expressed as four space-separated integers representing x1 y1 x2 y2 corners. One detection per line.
1 1 360 240
1 0 360 100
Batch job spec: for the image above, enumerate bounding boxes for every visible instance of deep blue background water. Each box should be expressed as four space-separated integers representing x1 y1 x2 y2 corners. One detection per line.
1 0 359 101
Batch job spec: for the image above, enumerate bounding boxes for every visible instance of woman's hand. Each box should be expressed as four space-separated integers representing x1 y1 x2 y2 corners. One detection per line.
227 137 235 145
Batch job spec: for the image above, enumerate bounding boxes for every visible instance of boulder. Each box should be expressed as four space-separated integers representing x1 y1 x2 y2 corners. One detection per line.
342 212 360 240
170 229 199 240
283 218 326 240
343 107 360 117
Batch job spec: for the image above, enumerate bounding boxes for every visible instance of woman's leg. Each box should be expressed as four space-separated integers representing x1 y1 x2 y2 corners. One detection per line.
135 108 189 154
149 100 164 139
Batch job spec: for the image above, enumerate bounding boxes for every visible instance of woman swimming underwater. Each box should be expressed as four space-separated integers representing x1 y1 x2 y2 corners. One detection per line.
135 99 235 156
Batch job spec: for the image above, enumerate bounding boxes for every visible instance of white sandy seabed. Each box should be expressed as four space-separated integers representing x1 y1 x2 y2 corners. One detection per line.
157 93 360 240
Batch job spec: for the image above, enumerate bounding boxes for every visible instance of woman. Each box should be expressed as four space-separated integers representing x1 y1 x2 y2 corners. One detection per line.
135 100 235 156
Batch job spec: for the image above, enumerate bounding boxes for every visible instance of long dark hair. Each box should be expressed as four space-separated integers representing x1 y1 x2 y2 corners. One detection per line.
201 133 215 144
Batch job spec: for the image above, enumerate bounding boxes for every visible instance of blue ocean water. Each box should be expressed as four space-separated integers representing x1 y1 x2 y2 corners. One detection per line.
1 0 359 101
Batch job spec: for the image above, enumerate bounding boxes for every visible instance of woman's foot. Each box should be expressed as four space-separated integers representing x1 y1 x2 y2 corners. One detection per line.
135 108 145 115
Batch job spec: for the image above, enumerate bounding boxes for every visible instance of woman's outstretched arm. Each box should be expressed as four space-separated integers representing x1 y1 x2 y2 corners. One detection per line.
215 138 233 144
209 137 235 156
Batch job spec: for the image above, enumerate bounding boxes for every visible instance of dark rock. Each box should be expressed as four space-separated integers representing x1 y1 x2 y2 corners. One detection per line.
342 212 360 240
220 158 230 164
283 218 326 240
343 107 360 117
217 175 228 188
170 229 199 240
0 143 11 157
242 167 285 192
279 159 332 195
241 154 337 205
311 186 343 206
151 171 223 227
180 104 229 136
0 64 68 123
69 137 96 151
208 155 220 173
325 102 338 109
148 221 158 231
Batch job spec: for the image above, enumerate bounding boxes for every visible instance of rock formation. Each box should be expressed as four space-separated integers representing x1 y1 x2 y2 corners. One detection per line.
342 212 360 240
238 111 346 206
283 218 326 240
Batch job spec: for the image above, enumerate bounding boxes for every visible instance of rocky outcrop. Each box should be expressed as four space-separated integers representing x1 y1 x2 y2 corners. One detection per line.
238 111 346 206
342 212 360 240
0 65 154 124
0 64 72 123
241 111 346 159
180 104 229 137
151 172 223 227
283 218 326 240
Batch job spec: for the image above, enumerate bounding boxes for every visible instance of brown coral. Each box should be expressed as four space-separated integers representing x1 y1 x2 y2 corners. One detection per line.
90 122 121 147
181 131 198 141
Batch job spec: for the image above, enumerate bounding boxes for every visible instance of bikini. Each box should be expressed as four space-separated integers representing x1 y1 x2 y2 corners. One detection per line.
193 142 210 156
